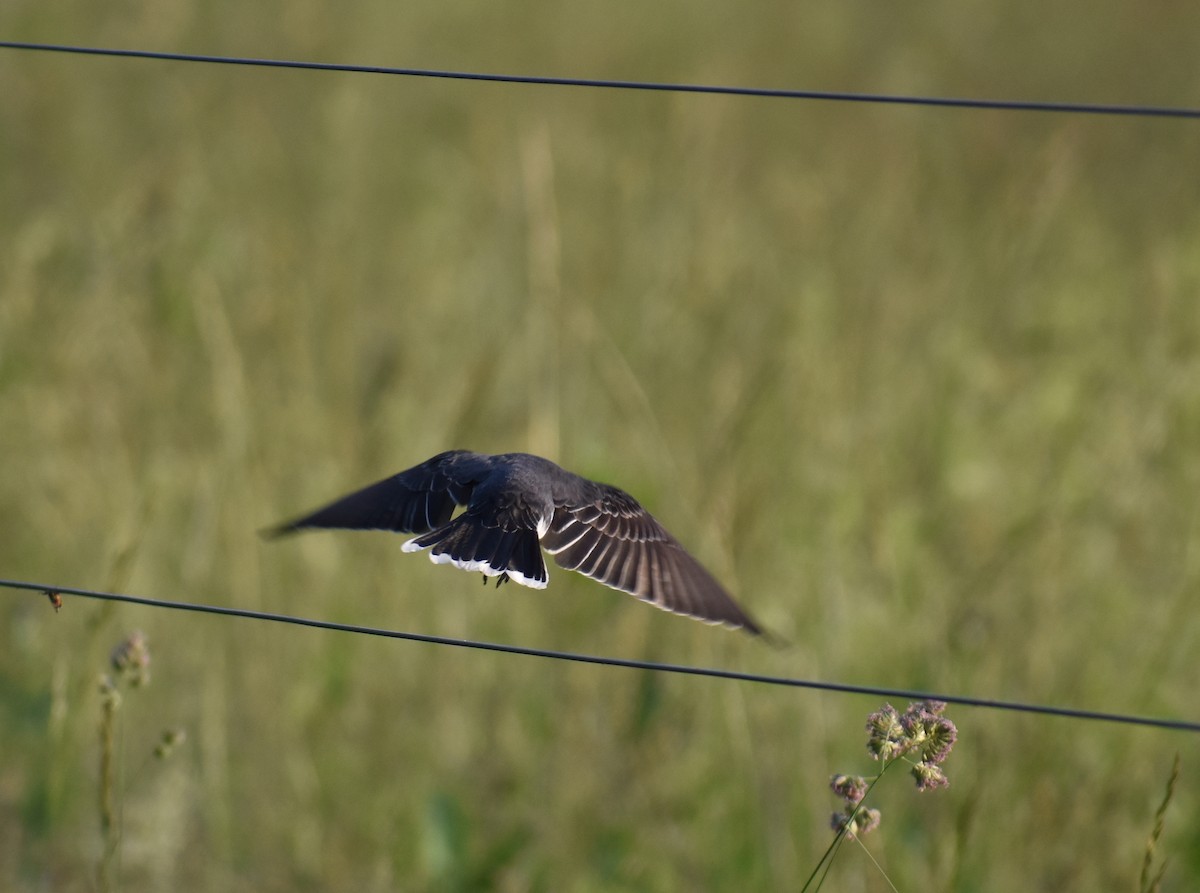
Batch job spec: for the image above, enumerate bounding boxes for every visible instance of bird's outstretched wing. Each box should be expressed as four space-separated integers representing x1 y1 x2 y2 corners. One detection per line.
541 484 763 635
267 450 490 537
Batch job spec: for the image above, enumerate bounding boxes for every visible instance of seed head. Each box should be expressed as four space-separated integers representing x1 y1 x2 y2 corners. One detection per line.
912 760 950 791
154 728 187 760
110 631 151 687
830 774 868 805
866 704 906 761
831 806 882 840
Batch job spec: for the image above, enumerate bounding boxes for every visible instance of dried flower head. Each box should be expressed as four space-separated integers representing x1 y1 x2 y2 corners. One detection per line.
912 760 950 791
865 704 907 761
919 700 947 716
110 631 151 687
154 728 187 760
866 700 958 771
921 717 958 765
899 701 958 766
830 774 869 805
831 806 882 841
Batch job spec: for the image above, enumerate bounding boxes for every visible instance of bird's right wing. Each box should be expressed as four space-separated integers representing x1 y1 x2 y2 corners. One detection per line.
541 484 763 635
267 450 489 537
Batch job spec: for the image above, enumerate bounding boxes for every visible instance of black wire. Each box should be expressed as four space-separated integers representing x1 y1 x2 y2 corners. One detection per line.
2 41 1199 120
2 41 1193 734
3 577 1197 733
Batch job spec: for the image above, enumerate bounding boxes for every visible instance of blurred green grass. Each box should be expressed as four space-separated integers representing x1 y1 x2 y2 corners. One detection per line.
3 1 1200 889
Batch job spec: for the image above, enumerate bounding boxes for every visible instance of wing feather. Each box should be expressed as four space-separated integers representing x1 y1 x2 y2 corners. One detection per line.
541 482 762 634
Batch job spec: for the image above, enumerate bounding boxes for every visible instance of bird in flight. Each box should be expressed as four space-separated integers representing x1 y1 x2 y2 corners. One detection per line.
269 450 764 635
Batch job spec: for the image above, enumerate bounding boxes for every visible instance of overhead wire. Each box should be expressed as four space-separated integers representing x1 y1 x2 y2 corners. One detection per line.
2 40 1199 120
1 39 1196 736
2 577 1197 734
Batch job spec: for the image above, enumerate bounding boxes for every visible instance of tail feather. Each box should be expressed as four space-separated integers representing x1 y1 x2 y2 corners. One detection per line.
403 516 548 589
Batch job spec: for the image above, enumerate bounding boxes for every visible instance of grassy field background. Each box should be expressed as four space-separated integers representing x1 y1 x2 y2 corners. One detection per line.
2 2 1199 889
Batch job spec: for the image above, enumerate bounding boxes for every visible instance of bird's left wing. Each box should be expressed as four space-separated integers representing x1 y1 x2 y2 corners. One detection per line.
268 450 489 537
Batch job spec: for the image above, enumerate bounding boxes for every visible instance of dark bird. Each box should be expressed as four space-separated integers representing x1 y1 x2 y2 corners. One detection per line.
269 450 764 635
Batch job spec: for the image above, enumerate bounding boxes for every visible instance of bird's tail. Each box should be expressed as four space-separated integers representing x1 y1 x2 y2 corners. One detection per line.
402 515 549 589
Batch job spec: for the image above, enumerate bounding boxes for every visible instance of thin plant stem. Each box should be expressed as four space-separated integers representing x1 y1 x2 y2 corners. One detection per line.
800 763 893 892
97 683 119 893
853 836 900 893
